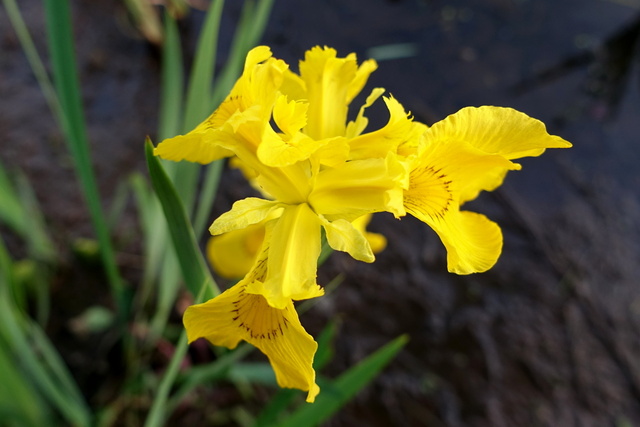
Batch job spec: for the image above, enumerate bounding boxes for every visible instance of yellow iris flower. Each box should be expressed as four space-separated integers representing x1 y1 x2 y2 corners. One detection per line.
154 45 571 402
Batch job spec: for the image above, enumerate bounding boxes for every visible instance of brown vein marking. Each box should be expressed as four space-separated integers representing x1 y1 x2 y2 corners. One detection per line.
404 165 454 221
231 287 289 340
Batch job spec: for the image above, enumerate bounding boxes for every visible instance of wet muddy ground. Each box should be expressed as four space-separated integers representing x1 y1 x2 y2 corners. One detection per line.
2 0 640 426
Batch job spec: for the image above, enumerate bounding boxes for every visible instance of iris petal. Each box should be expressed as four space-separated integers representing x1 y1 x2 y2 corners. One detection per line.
309 153 408 221
321 217 374 263
425 106 572 160
404 139 516 273
209 198 282 235
184 282 320 402
261 204 324 308
299 46 358 139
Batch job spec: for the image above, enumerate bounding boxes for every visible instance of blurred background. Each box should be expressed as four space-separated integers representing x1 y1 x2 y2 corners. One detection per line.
1 0 639 426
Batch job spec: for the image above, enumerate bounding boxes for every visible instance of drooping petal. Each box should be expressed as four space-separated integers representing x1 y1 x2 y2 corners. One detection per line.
209 197 283 235
426 106 572 161
259 203 324 308
184 281 320 402
418 209 503 274
404 139 517 273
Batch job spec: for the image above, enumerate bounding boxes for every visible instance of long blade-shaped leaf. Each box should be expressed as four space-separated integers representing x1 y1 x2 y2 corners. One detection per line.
276 335 408 427
210 0 275 107
2 0 62 123
144 282 212 427
0 294 91 426
158 11 184 142
182 0 226 236
182 0 225 132
144 139 218 299
42 0 124 311
0 339 49 427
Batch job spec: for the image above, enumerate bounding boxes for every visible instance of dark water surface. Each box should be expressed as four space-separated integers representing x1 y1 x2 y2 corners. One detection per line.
1 0 640 425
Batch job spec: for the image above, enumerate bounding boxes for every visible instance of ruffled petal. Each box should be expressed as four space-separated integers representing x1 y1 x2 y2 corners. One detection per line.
348 96 427 160
184 281 320 402
345 87 386 139
258 129 345 168
299 46 359 139
426 106 572 161
272 95 308 136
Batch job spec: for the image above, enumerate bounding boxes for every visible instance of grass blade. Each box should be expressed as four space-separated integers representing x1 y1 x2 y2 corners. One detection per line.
42 0 125 313
144 281 213 427
182 0 225 132
276 335 408 427
0 284 91 426
167 343 253 412
192 0 274 237
0 339 50 427
175 0 226 234
210 0 275 107
2 0 62 124
158 11 184 142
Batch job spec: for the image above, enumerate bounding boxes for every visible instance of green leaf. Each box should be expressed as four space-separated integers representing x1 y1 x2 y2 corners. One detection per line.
182 0 225 132
277 335 408 427
209 0 275 108
0 164 54 262
228 362 277 386
158 11 184 142
42 0 124 312
167 344 253 413
0 340 50 427
0 163 26 235
2 0 62 124
144 282 212 427
0 294 91 426
144 138 219 299
179 0 226 234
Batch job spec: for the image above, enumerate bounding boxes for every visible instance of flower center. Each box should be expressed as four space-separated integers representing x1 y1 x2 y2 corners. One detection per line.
404 166 453 220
